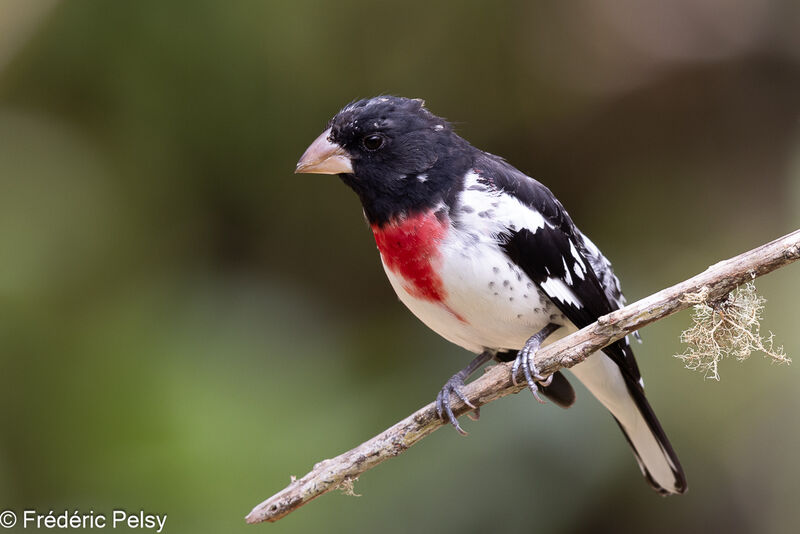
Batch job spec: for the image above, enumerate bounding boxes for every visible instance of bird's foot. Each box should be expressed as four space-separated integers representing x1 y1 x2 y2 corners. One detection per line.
511 343 551 403
435 350 492 435
435 370 475 435
511 323 561 403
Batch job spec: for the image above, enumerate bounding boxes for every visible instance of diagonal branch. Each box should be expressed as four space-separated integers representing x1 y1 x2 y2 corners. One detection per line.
246 229 800 524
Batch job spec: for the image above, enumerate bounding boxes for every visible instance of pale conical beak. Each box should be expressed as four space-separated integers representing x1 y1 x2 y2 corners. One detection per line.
295 128 354 175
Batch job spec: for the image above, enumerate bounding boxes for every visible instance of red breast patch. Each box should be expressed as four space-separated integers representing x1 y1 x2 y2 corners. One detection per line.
371 212 447 303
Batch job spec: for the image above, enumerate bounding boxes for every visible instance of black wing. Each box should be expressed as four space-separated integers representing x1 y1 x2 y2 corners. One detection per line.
473 152 641 382
472 153 686 495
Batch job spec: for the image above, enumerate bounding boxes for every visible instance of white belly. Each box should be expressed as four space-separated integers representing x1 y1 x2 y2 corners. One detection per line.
381 225 566 354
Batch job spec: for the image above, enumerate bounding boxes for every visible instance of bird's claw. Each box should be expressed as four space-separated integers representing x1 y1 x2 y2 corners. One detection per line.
435 372 476 435
511 344 551 404
511 323 560 402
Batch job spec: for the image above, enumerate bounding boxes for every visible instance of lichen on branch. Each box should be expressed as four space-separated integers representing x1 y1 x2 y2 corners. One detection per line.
675 281 790 380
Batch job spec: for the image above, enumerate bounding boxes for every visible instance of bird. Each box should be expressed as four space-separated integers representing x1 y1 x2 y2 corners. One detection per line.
295 95 687 495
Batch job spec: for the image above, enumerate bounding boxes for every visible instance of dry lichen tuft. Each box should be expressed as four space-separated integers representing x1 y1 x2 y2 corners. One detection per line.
338 477 361 497
675 281 790 380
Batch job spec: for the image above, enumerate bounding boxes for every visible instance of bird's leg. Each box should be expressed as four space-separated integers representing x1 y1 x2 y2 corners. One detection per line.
435 350 493 435
512 323 561 403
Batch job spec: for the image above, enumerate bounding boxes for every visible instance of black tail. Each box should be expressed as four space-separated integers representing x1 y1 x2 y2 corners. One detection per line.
569 353 687 495
614 377 687 495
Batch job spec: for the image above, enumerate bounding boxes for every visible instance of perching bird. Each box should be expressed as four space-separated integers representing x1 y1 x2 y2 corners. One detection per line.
295 96 687 495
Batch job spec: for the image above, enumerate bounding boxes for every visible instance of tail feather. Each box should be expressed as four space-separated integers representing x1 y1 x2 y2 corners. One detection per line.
569 353 687 495
539 370 576 409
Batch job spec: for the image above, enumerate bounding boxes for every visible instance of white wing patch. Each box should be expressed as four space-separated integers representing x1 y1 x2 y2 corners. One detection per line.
459 171 546 236
510 197 546 232
561 257 573 286
540 277 583 308
569 241 587 280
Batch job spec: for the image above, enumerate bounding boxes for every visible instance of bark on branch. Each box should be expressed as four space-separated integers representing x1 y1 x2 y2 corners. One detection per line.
246 229 800 524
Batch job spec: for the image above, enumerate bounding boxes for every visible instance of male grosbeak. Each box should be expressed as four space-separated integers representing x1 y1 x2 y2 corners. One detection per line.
296 96 686 495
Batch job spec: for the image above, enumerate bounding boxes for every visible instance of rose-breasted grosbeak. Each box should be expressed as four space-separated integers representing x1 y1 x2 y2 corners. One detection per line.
296 96 687 495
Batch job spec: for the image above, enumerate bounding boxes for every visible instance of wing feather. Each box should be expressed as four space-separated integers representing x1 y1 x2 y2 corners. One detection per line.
471 153 640 380
465 152 685 494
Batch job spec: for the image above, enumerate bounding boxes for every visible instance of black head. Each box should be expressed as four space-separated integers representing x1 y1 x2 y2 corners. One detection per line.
296 96 473 225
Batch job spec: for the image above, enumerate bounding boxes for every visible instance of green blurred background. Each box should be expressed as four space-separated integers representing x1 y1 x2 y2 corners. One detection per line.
1 1 798 533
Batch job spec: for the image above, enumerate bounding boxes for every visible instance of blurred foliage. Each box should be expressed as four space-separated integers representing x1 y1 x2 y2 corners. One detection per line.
0 1 798 533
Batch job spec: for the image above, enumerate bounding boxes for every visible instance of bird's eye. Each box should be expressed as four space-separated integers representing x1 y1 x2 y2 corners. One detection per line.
362 134 385 151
